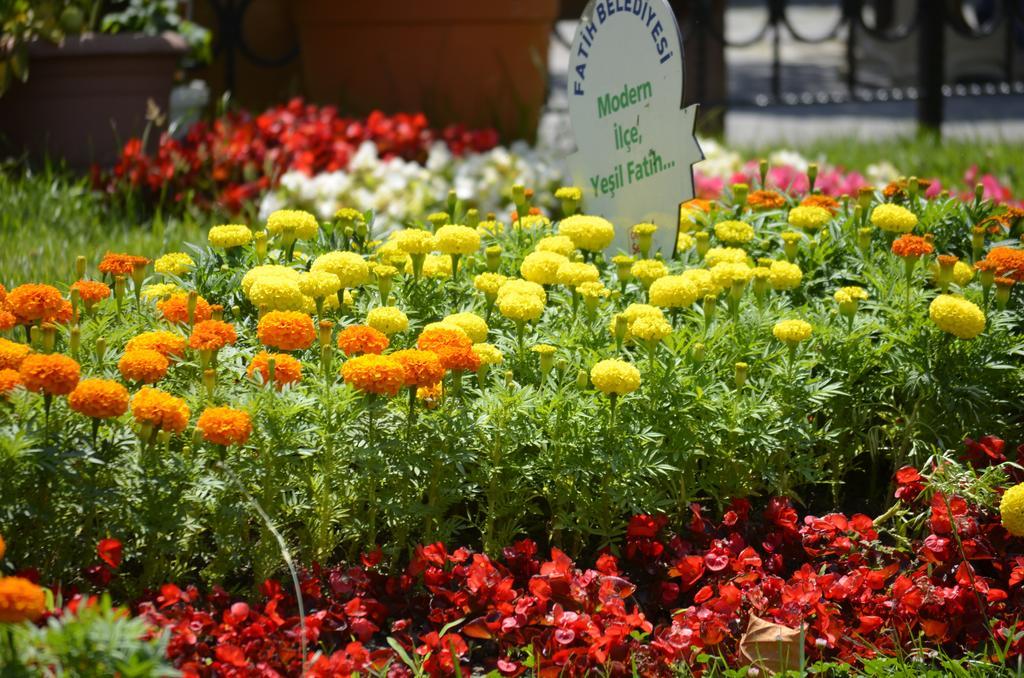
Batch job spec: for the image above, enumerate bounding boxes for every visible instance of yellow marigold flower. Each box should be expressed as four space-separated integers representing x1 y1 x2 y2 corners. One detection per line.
248 276 305 311
498 279 546 304
0 337 32 371
477 220 505 236
208 224 254 249
834 286 869 304
474 273 509 297
649 275 699 309
677 232 694 252
197 406 253 446
556 261 600 288
298 271 342 299
118 349 169 384
521 251 569 285
241 265 299 295
366 306 409 335
704 246 748 267
422 321 468 340
515 214 551 231
788 206 832 231
631 259 669 288
125 331 186 358
420 254 453 279
69 378 129 419
341 354 406 396
554 186 583 201
131 386 190 434
417 380 443 408
768 260 803 291
154 252 195 276
0 576 46 623
577 281 610 300
710 262 753 288
780 231 803 246
680 268 721 298
267 210 318 239
392 228 437 255
612 303 665 341
714 220 755 244
141 283 181 301
374 240 411 268
472 342 503 366
630 315 673 343
1000 483 1024 536
535 235 576 257
311 252 370 288
334 207 364 223
435 224 481 255
559 215 615 252
632 222 658 236
871 203 918 233
772 319 813 346
19 353 80 395
498 293 545 323
444 312 489 343
590 358 641 396
929 294 985 339
258 311 316 351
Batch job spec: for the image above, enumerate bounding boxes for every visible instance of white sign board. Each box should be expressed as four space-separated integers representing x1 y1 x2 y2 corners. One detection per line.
567 0 703 256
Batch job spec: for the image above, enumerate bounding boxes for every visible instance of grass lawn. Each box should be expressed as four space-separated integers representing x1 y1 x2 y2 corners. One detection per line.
1 136 1020 285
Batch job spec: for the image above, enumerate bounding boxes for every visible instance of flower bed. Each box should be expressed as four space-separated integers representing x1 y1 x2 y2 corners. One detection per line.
2 154 1024 673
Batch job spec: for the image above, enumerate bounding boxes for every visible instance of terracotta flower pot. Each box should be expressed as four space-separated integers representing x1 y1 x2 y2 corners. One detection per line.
290 0 558 141
0 33 186 169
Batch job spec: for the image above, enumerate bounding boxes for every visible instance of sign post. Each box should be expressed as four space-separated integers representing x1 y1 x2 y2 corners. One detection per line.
566 0 703 256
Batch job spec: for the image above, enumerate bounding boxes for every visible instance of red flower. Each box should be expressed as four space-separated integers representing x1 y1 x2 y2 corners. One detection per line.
97 538 122 569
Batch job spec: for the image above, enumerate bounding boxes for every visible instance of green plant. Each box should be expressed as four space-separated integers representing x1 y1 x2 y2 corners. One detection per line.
1 593 175 677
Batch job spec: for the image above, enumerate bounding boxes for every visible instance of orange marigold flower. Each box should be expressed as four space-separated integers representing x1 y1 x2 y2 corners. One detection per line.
937 254 959 267
197 406 253 446
747 190 785 210
69 379 130 419
682 198 711 212
71 279 111 307
0 532 4 559
0 368 23 395
19 353 80 395
188 320 238 352
883 178 931 199
0 309 16 332
257 311 316 351
247 351 303 388
52 299 73 325
341 354 406 396
118 349 170 384
131 386 190 434
125 331 186 358
891 234 934 258
984 246 1024 281
336 325 390 356
157 293 212 324
98 252 150 276
0 576 47 623
800 194 840 214
416 327 480 372
7 284 65 323
391 349 445 388
995 276 1016 288
0 338 31 370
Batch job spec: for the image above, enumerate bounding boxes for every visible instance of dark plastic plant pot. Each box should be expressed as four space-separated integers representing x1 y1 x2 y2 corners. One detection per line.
290 0 558 141
0 32 186 170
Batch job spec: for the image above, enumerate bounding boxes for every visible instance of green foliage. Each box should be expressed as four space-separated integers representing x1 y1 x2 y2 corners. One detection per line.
0 593 175 677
